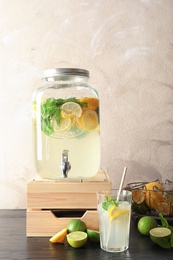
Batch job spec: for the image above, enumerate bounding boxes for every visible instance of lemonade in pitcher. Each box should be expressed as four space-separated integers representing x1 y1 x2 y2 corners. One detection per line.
32 68 100 179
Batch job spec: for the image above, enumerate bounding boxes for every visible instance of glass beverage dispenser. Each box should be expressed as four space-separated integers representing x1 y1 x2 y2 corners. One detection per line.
32 68 100 179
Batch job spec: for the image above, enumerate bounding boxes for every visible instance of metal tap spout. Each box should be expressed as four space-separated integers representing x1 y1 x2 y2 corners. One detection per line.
60 150 71 178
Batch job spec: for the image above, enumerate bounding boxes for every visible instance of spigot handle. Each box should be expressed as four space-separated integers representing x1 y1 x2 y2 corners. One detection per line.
60 150 71 178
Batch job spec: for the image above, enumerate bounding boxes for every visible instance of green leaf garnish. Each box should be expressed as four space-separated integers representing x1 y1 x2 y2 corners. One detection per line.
159 213 169 228
55 106 61 126
41 117 54 136
159 213 173 233
102 195 119 210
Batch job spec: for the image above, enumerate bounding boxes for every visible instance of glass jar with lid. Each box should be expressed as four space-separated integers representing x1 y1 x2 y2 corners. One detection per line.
32 68 100 179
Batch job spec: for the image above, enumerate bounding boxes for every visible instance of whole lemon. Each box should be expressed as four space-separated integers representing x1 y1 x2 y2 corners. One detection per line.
145 182 164 210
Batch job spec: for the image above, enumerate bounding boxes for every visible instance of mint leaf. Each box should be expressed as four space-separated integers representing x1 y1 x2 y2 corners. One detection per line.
55 106 61 126
168 225 173 232
41 98 57 117
159 213 169 228
102 202 111 211
102 196 119 210
41 117 54 135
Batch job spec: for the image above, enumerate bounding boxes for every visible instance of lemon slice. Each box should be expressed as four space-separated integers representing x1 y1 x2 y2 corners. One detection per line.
52 117 71 132
67 231 87 248
80 110 99 130
61 102 82 118
49 228 67 243
108 205 129 221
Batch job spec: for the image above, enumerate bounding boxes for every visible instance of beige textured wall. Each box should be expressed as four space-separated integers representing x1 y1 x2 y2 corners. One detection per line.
0 0 173 208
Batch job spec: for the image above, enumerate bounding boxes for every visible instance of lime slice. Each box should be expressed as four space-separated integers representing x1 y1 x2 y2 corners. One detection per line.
108 205 129 221
67 231 87 248
49 228 67 243
52 117 71 132
150 227 172 248
87 229 100 242
61 102 82 118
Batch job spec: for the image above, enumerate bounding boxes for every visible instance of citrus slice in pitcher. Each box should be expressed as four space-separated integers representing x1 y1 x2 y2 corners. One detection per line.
78 97 99 110
52 117 71 132
61 102 82 118
80 110 99 130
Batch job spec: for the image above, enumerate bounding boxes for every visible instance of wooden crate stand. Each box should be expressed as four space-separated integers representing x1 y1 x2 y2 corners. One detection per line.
26 170 111 237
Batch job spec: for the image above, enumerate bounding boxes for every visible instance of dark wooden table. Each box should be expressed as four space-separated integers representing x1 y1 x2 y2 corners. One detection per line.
0 210 172 259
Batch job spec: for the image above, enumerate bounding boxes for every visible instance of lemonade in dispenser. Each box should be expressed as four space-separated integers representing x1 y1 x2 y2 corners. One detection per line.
32 68 100 179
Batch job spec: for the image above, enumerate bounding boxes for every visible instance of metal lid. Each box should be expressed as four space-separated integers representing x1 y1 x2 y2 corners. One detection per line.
42 68 90 79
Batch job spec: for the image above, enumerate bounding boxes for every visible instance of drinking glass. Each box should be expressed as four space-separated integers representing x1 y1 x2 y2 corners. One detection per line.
97 189 132 253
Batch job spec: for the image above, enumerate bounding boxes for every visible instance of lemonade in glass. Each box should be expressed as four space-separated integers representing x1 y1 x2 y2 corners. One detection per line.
97 190 132 252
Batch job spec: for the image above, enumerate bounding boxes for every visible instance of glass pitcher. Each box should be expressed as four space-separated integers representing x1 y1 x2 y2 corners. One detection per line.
32 68 100 179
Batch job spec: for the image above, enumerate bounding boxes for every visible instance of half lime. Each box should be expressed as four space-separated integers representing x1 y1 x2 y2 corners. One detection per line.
150 227 172 249
67 231 87 248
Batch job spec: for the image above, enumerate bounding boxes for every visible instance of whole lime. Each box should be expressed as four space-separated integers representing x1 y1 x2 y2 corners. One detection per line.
67 219 87 233
87 229 100 243
137 216 158 236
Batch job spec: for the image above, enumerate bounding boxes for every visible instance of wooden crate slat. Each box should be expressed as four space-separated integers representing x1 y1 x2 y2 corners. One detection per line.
27 209 99 237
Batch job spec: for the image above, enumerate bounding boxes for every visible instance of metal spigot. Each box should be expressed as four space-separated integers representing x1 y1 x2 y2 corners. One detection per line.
60 150 71 178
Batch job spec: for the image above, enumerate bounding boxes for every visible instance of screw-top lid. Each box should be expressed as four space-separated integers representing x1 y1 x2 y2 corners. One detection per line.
42 68 89 79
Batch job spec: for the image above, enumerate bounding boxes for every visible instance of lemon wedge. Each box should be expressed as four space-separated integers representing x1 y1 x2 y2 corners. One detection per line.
49 228 67 243
108 205 129 221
